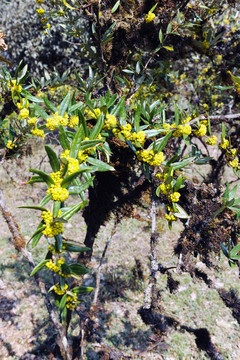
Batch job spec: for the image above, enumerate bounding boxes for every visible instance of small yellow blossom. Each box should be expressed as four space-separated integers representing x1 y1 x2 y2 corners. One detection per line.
226 148 237 157
219 138 229 150
168 192 181 202
54 283 68 296
145 12 155 23
68 115 79 128
104 114 118 130
7 79 22 93
36 8 45 16
31 128 45 138
85 108 101 119
229 159 239 168
205 135 217 146
19 108 29 119
28 117 38 126
194 124 207 137
6 140 17 149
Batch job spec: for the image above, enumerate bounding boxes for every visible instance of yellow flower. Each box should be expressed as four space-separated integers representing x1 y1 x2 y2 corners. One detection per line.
36 8 45 16
229 159 239 168
47 184 69 201
7 79 22 93
145 11 155 23
28 117 38 126
168 192 181 202
104 114 118 129
194 124 207 137
219 138 229 150
85 108 101 119
6 140 17 149
226 148 237 157
205 135 217 146
54 283 68 295
68 115 79 128
19 108 29 119
31 128 45 138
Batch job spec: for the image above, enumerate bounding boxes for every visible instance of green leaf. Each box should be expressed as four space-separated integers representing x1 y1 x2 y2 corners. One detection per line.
53 201 61 218
69 102 83 112
69 125 85 158
90 113 105 140
101 23 116 43
45 145 60 172
72 286 94 294
221 243 229 258
59 125 70 150
119 99 127 126
18 205 47 211
39 194 52 206
87 157 115 171
43 96 57 113
228 184 238 201
55 234 63 252
17 64 28 82
58 92 71 117
230 243 240 257
69 264 89 275
29 168 54 186
61 169 91 188
30 259 49 276
166 23 172 34
159 29 163 44
173 203 190 219
111 0 120 13
149 131 172 152
68 180 92 195
59 294 67 311
174 175 184 192
171 157 195 171
133 104 141 132
34 103 48 121
112 96 125 116
21 89 44 103
65 245 91 252
60 201 88 221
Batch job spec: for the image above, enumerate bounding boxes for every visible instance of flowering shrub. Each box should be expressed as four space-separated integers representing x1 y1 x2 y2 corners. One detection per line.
1 1 240 358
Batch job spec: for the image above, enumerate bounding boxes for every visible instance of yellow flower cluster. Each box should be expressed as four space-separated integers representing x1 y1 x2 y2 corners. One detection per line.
104 114 118 130
165 214 177 221
145 11 155 23
194 124 207 137
6 140 17 150
17 99 29 110
85 108 101 119
54 283 68 295
31 128 45 138
113 124 146 146
36 0 43 3
46 112 68 130
66 294 78 309
226 148 237 157
78 150 88 163
48 244 66 254
159 182 173 194
60 150 80 175
28 117 37 126
68 115 79 129
19 108 29 119
47 171 69 202
7 80 22 93
229 159 239 168
36 8 44 16
41 210 63 237
168 192 181 202
173 124 192 137
136 149 165 166
219 138 229 150
205 135 217 145
46 259 61 273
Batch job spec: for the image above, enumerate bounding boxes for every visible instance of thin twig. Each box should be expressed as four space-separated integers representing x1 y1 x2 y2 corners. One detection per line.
92 219 118 305
0 188 72 360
